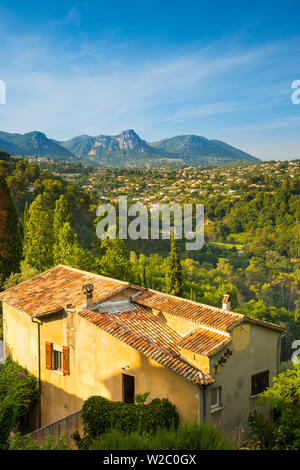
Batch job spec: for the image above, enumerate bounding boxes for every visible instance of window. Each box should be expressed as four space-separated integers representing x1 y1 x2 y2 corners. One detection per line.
211 387 221 409
122 374 135 404
251 370 269 396
53 349 63 371
45 342 70 375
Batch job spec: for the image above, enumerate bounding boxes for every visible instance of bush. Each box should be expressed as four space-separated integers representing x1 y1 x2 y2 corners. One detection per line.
0 357 38 449
9 432 71 450
88 422 231 450
248 364 300 450
81 395 179 439
248 411 276 449
0 393 18 449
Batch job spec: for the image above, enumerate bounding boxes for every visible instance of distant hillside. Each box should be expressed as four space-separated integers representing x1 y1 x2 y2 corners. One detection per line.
0 131 75 160
0 129 259 165
151 135 259 163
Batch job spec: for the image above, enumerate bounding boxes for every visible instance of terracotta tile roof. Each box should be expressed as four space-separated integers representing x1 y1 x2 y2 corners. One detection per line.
79 303 213 385
0 265 128 316
0 263 285 383
134 290 243 332
179 327 231 357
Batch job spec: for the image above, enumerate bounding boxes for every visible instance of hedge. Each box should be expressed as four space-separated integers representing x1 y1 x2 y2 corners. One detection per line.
0 358 38 449
81 395 179 438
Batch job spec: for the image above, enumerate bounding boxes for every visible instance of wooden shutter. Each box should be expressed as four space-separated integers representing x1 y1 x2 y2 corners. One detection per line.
63 346 70 375
45 342 52 370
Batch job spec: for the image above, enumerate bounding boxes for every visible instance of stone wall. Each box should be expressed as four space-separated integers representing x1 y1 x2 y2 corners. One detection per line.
25 410 82 449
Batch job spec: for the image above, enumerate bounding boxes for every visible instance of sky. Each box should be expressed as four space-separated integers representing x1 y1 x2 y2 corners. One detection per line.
0 0 300 160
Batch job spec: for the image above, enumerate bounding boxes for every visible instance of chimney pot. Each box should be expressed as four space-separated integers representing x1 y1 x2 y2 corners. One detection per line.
222 294 231 311
82 283 94 308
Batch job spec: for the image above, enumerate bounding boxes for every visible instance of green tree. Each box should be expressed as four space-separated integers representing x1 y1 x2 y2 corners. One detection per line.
0 176 22 285
53 195 73 235
0 150 11 162
70 242 100 273
53 196 74 265
3 261 40 290
100 238 132 281
23 201 29 238
165 234 183 297
23 194 54 271
53 222 77 266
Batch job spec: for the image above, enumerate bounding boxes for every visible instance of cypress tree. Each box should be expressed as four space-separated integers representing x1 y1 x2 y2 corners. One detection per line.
53 222 77 266
52 195 99 272
23 194 54 272
23 201 29 239
165 234 183 297
0 176 22 284
53 196 74 265
53 195 73 235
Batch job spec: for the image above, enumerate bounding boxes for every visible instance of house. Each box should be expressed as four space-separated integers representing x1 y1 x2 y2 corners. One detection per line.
0 265 286 433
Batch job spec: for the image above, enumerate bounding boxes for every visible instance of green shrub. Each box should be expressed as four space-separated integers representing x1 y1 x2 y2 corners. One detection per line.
89 422 231 450
0 357 38 408
9 432 71 450
81 395 179 439
0 357 38 449
248 411 276 449
248 364 300 450
0 393 18 449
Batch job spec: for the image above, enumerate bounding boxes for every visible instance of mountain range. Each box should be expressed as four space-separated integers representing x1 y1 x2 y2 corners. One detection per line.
0 129 259 166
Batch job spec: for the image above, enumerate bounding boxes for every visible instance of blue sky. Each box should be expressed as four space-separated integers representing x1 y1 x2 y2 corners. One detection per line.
0 0 300 160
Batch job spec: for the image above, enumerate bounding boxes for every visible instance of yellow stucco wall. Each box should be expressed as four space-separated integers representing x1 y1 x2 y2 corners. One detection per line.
3 302 200 428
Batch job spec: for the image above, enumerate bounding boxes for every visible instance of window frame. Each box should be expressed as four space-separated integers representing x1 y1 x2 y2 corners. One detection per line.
45 342 69 375
251 370 269 397
211 386 221 409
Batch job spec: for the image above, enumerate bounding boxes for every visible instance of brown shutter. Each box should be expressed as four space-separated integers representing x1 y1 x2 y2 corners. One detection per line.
63 346 70 375
45 342 52 369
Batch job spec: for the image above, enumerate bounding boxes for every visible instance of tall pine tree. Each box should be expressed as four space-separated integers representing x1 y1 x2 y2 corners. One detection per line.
0 176 22 284
165 234 183 297
23 194 54 272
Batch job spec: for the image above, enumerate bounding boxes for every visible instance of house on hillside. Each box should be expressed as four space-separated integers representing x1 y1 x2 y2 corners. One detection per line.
0 265 286 433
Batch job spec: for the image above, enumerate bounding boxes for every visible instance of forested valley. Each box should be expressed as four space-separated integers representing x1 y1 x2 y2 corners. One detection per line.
0 150 299 361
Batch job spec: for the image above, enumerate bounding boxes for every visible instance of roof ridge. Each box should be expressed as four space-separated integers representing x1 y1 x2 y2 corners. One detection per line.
57 264 129 285
0 264 129 300
182 325 230 340
136 288 244 319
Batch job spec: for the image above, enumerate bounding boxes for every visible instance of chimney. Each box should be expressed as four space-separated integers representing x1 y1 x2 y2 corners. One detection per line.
222 294 231 311
82 284 94 308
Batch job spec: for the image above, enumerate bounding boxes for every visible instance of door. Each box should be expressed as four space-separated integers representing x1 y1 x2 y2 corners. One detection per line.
122 374 135 404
